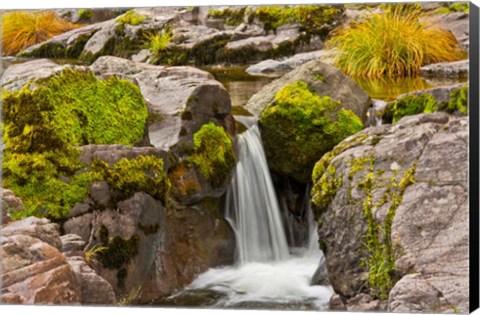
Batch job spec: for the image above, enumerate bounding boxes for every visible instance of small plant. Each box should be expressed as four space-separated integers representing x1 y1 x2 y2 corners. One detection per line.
145 28 173 55
78 9 94 21
1 11 79 56
327 6 466 78
445 84 468 115
84 243 108 268
115 9 146 26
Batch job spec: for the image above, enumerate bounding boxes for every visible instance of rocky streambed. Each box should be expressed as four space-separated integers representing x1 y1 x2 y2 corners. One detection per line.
0 4 471 313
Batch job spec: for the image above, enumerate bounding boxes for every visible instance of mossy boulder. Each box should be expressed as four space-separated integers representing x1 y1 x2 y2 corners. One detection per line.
246 59 371 118
259 81 364 183
310 112 468 312
1 67 149 221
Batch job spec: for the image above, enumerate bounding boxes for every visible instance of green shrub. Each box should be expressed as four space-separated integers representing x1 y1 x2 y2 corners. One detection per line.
188 122 236 186
260 81 363 183
92 155 170 204
327 6 466 78
386 94 438 123
115 9 146 26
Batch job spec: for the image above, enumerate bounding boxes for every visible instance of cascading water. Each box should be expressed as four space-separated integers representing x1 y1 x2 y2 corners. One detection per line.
169 117 333 310
225 116 289 264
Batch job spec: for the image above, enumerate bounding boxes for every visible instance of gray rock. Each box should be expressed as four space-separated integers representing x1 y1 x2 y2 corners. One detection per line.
245 60 371 121
2 189 23 225
1 59 66 92
89 181 112 208
61 234 86 256
2 217 62 250
311 113 468 312
329 293 347 310
246 50 335 77
347 293 388 311
310 254 330 286
66 256 117 305
89 57 234 151
63 213 94 243
420 60 468 78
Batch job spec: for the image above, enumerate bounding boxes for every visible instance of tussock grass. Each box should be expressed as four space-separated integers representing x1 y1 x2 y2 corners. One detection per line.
2 11 80 56
144 28 173 55
327 6 466 78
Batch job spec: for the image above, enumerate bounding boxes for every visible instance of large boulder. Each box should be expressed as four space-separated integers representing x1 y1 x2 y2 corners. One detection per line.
1 218 81 304
420 60 468 79
250 60 370 183
310 112 468 312
89 56 235 152
246 60 370 118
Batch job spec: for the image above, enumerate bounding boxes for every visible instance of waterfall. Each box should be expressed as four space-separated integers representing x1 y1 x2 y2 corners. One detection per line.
225 116 289 264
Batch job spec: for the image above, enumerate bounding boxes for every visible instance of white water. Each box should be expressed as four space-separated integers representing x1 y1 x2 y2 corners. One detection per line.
178 117 333 310
225 116 289 264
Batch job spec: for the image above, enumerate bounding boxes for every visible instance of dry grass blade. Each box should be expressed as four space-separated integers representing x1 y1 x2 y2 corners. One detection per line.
2 11 80 56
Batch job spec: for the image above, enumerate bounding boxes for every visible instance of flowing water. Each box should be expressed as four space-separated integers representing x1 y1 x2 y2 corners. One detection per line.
160 117 333 310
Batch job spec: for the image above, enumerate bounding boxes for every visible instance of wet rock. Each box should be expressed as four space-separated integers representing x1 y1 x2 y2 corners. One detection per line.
420 60 468 78
329 294 347 310
245 59 370 120
89 57 234 152
310 254 330 286
311 113 468 312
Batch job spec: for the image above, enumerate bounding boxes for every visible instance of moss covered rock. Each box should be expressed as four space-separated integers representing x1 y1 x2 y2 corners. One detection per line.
2 68 149 220
260 81 363 183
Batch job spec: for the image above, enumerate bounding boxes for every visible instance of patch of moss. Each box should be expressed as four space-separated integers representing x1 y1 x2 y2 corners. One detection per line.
385 93 438 123
181 110 193 120
208 7 246 26
115 9 146 26
187 122 236 187
2 69 149 220
311 164 342 214
435 2 469 14
358 158 417 300
168 162 202 198
91 155 170 204
20 33 96 59
78 9 94 20
260 81 364 183
444 84 468 115
348 156 370 180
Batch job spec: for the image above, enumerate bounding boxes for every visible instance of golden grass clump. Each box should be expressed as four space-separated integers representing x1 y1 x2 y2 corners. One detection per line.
2 11 80 56
326 6 466 78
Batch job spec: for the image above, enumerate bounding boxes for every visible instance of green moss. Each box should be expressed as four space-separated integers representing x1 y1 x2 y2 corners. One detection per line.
385 93 438 123
92 155 170 204
2 69 149 220
358 158 417 300
435 2 469 14
78 9 94 20
348 156 370 180
311 164 342 213
445 84 468 115
260 81 364 183
251 5 340 33
187 122 236 187
20 32 95 59
207 7 246 26
115 9 146 26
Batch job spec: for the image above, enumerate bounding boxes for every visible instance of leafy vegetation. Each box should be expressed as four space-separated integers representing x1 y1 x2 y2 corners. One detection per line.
327 6 466 78
78 9 94 20
188 122 236 187
385 94 438 123
1 11 80 56
115 9 146 26
2 69 149 220
260 81 363 183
